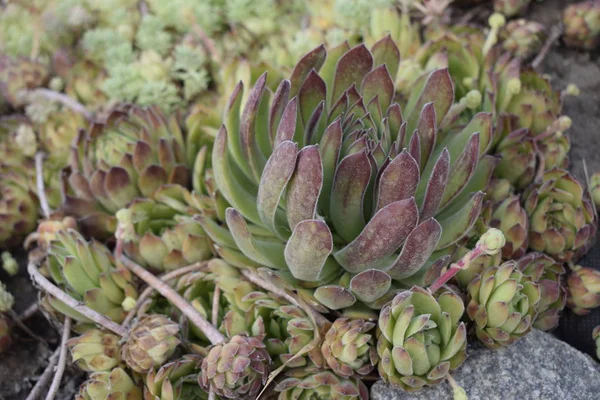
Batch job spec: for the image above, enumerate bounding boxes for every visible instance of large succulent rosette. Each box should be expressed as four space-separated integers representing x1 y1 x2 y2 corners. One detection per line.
199 41 497 310
64 104 191 239
522 168 597 263
376 287 467 392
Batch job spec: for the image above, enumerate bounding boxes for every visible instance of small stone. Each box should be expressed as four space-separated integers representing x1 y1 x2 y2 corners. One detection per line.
371 329 600 400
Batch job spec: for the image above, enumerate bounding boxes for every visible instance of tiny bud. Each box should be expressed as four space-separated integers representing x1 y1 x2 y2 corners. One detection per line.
558 116 572 131
122 297 137 312
15 125 37 157
478 228 506 255
462 77 474 88
507 78 522 95
1 252 18 277
489 13 506 30
565 83 580 96
49 77 64 92
465 90 482 109
453 386 469 400
0 282 14 313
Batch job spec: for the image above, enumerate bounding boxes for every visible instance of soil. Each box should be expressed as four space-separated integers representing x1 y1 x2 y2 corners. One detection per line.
1 1 599 399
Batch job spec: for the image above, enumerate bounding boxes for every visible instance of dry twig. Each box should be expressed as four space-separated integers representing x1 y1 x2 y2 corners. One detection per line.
44 318 71 400
25 348 59 400
121 261 209 327
120 256 225 344
35 152 51 219
28 259 127 336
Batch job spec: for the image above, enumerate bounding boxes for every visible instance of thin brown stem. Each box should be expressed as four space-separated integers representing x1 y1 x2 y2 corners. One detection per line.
44 318 71 400
25 348 59 400
27 261 127 336
19 303 40 321
120 261 209 327
532 26 562 70
30 89 92 120
211 286 220 326
7 309 47 344
121 256 225 344
35 153 51 219
240 269 330 327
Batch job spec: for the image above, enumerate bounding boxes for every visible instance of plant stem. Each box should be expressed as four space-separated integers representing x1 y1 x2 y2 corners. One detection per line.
27 260 127 336
25 348 59 400
30 89 92 120
121 261 209 328
429 245 489 293
7 309 47 344
44 318 71 400
211 286 220 326
35 152 51 219
120 256 225 344
240 269 330 327
19 303 40 321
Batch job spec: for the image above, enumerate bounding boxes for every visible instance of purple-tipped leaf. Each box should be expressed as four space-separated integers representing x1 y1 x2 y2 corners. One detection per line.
415 102 437 169
318 120 343 215
286 146 323 230
284 220 333 281
349 270 392 303
334 198 418 273
257 141 298 237
419 148 450 221
376 150 420 211
361 65 394 115
405 69 454 134
332 44 374 105
330 150 372 243
437 192 484 249
386 218 442 279
290 45 327 96
371 35 400 80
269 80 291 146
314 286 356 310
274 98 298 148
439 133 480 209
299 70 327 129
240 73 268 181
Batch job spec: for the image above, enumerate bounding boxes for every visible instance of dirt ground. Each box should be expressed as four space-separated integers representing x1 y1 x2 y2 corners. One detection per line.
1 1 599 399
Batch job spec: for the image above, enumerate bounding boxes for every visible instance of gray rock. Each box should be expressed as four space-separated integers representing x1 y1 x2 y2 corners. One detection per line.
371 329 600 400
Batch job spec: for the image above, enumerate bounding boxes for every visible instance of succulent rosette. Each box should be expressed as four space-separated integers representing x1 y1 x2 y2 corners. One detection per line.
492 115 536 191
68 329 122 372
500 19 545 60
200 41 497 310
0 169 39 249
591 172 600 208
494 0 531 17
489 195 529 260
454 246 502 289
562 1 600 50
121 314 181 373
63 104 191 239
0 55 49 108
466 261 541 349
275 365 369 400
119 189 213 272
199 334 271 399
76 367 143 400
522 168 597 263
566 266 600 315
45 229 138 325
516 252 566 331
377 287 467 391
321 318 378 378
144 354 206 400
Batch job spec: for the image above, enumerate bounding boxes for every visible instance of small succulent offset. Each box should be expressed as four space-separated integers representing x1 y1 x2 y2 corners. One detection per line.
590 172 600 208
75 367 142 400
500 19 545 60
377 287 467 391
201 41 496 311
121 314 181 373
566 266 600 315
68 329 122 372
494 0 531 18
562 1 600 50
199 334 271 400
466 261 541 349
593 326 600 360
522 168 597 263
63 104 192 239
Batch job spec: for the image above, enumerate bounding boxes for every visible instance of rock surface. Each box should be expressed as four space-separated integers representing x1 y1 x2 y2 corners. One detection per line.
371 329 600 400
